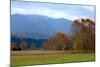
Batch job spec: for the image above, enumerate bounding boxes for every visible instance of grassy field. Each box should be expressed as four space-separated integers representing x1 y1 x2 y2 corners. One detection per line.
11 50 95 66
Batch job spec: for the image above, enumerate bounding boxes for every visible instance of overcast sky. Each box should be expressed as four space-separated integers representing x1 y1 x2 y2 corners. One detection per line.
11 1 95 21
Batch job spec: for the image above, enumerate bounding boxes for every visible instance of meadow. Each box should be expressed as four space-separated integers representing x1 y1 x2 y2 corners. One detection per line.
11 50 95 66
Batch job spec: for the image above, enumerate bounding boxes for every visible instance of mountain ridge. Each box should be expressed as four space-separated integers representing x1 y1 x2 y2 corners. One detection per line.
11 14 72 39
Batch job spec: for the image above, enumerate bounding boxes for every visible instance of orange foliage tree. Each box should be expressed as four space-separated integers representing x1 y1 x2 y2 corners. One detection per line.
43 32 69 50
72 18 95 51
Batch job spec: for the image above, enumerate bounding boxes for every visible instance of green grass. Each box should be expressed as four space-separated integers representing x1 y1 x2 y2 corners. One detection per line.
11 50 95 66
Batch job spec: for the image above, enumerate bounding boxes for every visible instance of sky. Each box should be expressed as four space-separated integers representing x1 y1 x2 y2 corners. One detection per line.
11 1 95 21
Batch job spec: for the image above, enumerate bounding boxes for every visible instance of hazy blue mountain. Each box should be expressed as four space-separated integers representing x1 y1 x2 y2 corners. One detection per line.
11 14 72 39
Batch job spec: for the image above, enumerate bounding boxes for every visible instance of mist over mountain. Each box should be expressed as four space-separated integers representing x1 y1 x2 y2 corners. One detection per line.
11 14 72 39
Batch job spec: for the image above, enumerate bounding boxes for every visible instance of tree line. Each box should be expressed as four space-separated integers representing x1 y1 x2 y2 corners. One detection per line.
11 18 95 52
11 41 37 51
43 18 95 51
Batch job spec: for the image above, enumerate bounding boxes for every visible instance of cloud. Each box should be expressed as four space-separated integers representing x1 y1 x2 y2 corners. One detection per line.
12 8 27 14
11 1 95 21
12 6 79 20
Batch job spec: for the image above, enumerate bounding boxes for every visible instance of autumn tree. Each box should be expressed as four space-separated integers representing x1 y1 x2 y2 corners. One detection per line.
11 42 17 50
43 32 69 50
82 18 95 50
19 41 29 50
31 43 37 50
72 18 95 51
